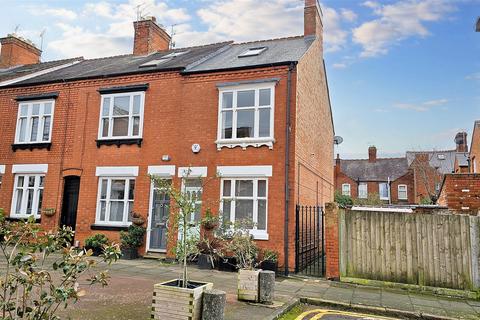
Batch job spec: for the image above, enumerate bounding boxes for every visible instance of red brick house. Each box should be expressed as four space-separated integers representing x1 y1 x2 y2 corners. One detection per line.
0 0 334 273
334 146 415 204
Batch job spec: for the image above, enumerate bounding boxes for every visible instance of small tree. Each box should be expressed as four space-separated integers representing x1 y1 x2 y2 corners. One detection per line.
0 209 120 320
334 191 353 207
150 169 215 288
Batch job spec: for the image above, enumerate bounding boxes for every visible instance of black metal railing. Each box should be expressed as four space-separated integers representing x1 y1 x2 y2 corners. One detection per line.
295 205 325 277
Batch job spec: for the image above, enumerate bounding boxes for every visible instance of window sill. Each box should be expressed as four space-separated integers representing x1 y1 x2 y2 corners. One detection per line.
12 143 51 152
216 138 274 150
6 216 41 223
249 230 269 240
96 138 142 148
90 224 130 231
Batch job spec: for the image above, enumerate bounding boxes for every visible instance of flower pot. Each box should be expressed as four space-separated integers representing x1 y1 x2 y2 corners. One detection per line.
85 246 103 256
237 269 260 302
197 253 214 269
218 257 238 272
260 260 278 273
152 279 213 320
121 247 138 260
131 217 145 226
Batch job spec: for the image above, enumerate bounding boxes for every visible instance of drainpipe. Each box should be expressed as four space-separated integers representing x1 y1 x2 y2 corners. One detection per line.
284 62 295 276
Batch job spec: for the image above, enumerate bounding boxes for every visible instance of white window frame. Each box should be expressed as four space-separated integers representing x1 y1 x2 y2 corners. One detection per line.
95 177 135 226
358 182 367 199
220 178 268 240
97 91 145 140
15 99 55 144
216 82 275 150
0 165 4 189
398 184 408 200
342 183 351 196
379 182 389 200
10 174 44 219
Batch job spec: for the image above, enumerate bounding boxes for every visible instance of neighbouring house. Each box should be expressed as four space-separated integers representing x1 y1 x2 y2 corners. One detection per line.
0 0 334 273
437 122 480 214
406 131 469 203
334 146 415 204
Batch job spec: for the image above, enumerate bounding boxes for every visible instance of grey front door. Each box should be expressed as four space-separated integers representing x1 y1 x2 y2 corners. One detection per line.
148 188 170 251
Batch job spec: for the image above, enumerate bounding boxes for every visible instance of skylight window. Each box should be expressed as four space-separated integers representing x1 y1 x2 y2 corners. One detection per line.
162 50 189 58
238 47 267 58
139 58 170 68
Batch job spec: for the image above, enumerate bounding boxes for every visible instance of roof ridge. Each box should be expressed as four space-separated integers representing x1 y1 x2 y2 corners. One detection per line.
173 40 233 51
406 149 456 153
39 56 84 64
341 157 406 161
234 35 305 45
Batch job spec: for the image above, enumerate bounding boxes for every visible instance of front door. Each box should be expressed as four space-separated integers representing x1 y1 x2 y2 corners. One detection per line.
60 176 80 231
148 187 170 252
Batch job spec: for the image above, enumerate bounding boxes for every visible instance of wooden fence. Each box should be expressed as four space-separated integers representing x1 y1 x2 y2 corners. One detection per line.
339 209 480 290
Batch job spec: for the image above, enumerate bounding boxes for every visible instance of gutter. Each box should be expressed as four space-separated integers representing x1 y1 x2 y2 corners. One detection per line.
284 62 296 276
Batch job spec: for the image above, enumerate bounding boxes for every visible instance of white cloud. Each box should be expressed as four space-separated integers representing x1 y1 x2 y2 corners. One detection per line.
322 6 349 52
394 98 448 112
466 72 480 80
332 63 347 69
340 9 357 22
353 0 455 57
27 6 78 20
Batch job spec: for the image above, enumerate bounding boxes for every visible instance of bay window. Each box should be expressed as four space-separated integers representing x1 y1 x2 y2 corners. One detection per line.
221 178 268 239
217 83 275 149
98 92 144 139
15 100 54 144
11 174 44 218
96 177 135 225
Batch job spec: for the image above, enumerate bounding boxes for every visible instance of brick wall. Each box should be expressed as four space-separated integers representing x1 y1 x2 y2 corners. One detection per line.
470 121 480 173
437 173 480 213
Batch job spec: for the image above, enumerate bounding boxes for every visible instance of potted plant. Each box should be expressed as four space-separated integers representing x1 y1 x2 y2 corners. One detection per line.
200 209 219 231
224 220 261 302
150 169 213 320
130 211 145 226
120 225 146 260
84 233 109 256
196 237 223 269
260 249 279 273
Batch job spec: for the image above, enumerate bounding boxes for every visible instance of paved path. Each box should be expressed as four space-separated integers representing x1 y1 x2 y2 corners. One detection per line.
4 257 478 319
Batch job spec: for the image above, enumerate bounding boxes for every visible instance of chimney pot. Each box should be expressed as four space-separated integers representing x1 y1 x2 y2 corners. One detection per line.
133 17 171 55
0 35 41 68
368 146 377 163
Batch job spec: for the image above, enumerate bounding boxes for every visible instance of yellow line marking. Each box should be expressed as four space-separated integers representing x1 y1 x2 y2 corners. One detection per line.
295 308 399 320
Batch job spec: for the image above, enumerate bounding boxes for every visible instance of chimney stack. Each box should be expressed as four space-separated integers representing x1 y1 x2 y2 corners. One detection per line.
368 146 377 163
335 153 341 175
455 132 468 153
304 0 322 38
0 35 41 68
133 16 171 56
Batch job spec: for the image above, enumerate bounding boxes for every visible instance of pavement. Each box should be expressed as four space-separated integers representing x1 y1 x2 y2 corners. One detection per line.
3 256 479 319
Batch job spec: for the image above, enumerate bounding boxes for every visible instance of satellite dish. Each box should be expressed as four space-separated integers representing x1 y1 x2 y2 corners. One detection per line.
334 136 343 145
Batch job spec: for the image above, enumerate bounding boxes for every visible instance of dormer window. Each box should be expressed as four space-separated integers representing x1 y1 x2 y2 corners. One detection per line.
238 47 267 58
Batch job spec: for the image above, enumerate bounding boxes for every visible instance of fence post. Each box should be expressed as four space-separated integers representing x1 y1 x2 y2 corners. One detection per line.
325 202 340 280
295 205 300 273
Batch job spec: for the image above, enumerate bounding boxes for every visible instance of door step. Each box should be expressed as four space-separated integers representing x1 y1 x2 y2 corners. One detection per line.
143 252 167 260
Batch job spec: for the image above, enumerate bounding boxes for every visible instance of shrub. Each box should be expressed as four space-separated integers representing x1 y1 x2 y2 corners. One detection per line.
353 193 383 206
334 191 353 207
85 233 109 249
120 225 146 249
0 210 120 319
262 249 279 262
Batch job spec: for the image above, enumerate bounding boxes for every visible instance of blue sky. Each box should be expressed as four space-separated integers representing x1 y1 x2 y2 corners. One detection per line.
0 0 479 158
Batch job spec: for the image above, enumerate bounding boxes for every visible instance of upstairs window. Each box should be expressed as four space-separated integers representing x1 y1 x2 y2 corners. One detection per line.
98 92 144 139
358 183 367 199
398 184 408 200
342 183 351 196
217 83 275 148
15 100 54 144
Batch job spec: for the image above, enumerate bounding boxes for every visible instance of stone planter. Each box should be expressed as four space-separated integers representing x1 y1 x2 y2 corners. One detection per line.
260 260 278 273
237 269 260 302
121 247 138 260
152 279 213 320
